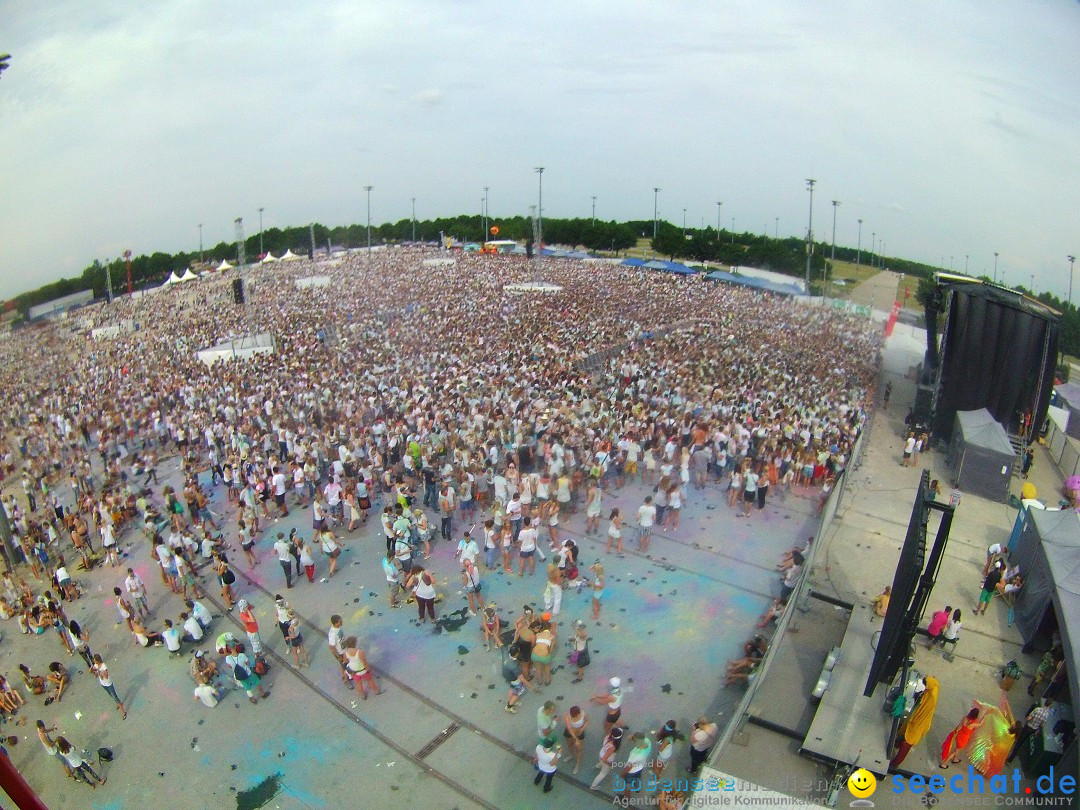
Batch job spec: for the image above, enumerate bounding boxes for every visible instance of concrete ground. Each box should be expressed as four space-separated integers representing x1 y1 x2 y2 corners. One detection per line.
1 446 817 808
712 292 1060 806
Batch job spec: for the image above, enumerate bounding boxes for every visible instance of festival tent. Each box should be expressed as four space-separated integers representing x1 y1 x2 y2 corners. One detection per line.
281 249 301 261
179 269 198 282
620 258 647 268
1011 508 1080 773
1056 383 1080 439
644 260 695 275
163 271 183 286
704 270 806 297
215 260 234 271
945 408 1016 502
261 253 279 263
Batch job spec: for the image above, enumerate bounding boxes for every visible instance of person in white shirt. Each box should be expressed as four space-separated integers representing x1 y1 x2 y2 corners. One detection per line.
273 533 294 589
456 532 480 567
162 620 183 656
532 737 561 794
518 518 538 577
193 681 221 708
125 569 150 618
327 614 350 685
187 599 212 629
271 467 289 517
181 611 204 642
636 497 657 553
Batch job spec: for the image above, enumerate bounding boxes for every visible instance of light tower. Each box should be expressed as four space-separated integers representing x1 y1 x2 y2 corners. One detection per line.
1068 255 1076 311
198 223 203 264
364 186 373 259
716 202 723 233
591 195 597 225
483 187 489 242
830 200 840 263
993 252 999 284
804 178 816 293
856 219 863 266
411 198 417 243
535 168 544 251
258 207 264 256
235 217 247 267
124 250 133 295
653 187 660 239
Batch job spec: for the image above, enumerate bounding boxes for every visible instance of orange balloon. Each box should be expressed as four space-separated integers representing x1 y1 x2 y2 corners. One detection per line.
490 226 499 236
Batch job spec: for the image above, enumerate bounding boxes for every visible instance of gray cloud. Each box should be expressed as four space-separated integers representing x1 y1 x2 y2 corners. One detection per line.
0 0 1077 298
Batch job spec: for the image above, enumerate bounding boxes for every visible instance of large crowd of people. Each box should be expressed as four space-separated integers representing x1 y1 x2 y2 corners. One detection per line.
0 247 879 801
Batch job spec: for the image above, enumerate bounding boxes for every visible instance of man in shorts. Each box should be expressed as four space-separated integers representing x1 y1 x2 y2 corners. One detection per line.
974 561 1004 616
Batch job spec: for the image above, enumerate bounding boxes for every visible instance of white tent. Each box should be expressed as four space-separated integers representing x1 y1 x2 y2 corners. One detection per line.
164 271 182 285
215 260 234 271
261 253 279 264
281 249 300 261
179 268 198 282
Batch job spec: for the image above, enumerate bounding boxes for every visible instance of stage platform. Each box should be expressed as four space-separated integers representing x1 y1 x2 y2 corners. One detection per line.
799 600 892 775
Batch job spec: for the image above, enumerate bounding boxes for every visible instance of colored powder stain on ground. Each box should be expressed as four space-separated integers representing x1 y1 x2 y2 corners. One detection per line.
236 771 283 810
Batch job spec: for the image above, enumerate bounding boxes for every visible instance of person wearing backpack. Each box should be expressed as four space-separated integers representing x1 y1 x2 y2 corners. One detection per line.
226 646 269 705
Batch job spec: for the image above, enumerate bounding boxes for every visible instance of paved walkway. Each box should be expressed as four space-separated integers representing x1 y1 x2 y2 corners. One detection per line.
847 269 901 313
713 323 1055 805
2 453 813 808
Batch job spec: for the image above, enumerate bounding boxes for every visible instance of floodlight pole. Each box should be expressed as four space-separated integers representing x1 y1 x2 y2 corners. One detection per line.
198 223 204 264
716 202 722 234
258 207 264 256
774 217 779 239
535 168 544 252
591 195 597 225
805 179 816 294
1069 255 1076 312
483 187 489 242
993 252 999 284
830 200 839 263
856 219 863 266
411 198 416 242
364 186 373 260
653 188 660 239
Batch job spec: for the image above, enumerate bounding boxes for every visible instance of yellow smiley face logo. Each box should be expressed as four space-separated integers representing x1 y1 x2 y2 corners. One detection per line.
848 768 877 798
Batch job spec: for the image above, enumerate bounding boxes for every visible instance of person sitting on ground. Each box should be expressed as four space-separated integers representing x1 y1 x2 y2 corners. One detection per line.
18 664 46 695
871 586 891 619
47 661 69 702
726 638 767 676
997 574 1024 598
131 617 165 647
777 537 812 571
757 596 789 628
189 649 219 683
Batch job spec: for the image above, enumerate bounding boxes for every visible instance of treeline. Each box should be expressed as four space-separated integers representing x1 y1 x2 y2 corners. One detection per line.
651 221 942 283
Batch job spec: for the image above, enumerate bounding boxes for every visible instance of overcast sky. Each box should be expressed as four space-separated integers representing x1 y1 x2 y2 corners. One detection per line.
1 1 1078 299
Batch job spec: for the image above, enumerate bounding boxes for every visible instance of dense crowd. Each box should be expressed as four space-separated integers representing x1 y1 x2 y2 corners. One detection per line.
0 247 879 800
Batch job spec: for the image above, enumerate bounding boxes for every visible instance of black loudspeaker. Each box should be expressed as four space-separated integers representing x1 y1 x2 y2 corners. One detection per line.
232 278 245 305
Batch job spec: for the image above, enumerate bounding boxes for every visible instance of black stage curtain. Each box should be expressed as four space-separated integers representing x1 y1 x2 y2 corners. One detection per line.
934 289 1058 441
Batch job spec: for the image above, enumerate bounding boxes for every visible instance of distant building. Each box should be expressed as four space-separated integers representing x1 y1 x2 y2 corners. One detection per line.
27 289 94 320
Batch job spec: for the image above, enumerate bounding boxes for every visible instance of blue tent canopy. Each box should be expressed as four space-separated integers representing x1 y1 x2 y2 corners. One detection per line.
621 258 647 267
704 270 805 296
